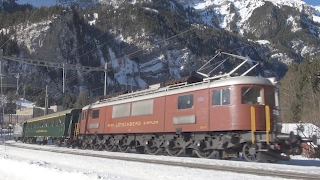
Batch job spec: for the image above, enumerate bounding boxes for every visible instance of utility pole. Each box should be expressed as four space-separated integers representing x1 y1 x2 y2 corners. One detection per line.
15 73 19 95
0 49 4 130
104 62 107 96
44 85 48 115
23 85 26 99
63 63 65 93
2 55 108 95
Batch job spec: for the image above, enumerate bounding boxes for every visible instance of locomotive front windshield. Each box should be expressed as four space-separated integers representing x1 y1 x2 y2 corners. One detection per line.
241 86 263 105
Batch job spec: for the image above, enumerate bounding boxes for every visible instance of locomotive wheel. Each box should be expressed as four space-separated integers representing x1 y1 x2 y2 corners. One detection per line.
145 140 161 155
93 144 102 151
166 147 183 156
194 149 218 159
242 143 260 162
145 145 161 155
105 144 118 152
81 142 88 150
118 137 131 153
118 145 131 153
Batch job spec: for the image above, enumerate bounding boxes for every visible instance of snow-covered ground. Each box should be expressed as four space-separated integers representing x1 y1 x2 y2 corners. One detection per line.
1 137 320 180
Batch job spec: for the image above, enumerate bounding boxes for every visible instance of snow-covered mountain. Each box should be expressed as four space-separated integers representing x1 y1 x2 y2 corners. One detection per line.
178 0 320 33
1 0 320 104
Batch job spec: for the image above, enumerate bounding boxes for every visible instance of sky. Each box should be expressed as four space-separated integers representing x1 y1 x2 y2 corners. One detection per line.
1 139 320 180
15 0 320 8
303 0 320 6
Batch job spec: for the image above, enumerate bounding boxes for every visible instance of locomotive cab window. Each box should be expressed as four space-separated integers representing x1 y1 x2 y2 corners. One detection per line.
212 88 230 105
92 109 99 119
241 86 263 105
265 87 275 106
178 94 194 109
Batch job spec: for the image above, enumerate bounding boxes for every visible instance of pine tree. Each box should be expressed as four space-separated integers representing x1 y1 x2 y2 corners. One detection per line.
62 91 74 110
74 91 89 108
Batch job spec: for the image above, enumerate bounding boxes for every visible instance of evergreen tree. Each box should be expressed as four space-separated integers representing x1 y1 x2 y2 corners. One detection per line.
279 54 320 126
74 91 89 108
62 91 75 110
279 63 300 122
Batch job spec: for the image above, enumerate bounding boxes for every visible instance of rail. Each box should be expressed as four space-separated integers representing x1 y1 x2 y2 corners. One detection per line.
3 143 318 180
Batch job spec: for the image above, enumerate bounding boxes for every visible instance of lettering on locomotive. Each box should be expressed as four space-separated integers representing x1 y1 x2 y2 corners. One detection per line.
143 121 159 125
116 121 141 127
36 130 47 133
107 120 159 128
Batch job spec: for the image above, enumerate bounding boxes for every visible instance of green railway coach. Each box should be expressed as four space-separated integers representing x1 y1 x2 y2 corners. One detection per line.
23 108 82 146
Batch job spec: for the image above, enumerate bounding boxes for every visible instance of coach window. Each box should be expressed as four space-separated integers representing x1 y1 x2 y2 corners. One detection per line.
178 94 194 109
92 109 100 119
212 88 230 105
241 86 263 104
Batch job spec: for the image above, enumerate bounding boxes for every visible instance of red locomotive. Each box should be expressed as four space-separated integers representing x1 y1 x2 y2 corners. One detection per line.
77 51 316 162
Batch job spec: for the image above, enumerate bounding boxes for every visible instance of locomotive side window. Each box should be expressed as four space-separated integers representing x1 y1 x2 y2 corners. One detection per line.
178 94 194 109
212 88 230 105
241 86 263 104
132 99 154 116
81 111 87 120
92 109 99 119
112 103 130 118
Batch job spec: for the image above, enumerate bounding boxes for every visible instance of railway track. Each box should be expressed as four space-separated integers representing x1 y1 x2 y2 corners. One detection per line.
2 142 317 180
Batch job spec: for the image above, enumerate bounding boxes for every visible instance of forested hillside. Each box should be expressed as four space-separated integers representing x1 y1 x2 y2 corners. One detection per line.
280 54 320 125
0 0 319 122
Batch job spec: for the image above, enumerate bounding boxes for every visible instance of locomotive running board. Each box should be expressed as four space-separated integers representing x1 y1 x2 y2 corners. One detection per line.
197 50 259 81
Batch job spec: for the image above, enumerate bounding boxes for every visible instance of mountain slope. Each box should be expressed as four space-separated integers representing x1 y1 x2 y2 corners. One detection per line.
0 0 319 106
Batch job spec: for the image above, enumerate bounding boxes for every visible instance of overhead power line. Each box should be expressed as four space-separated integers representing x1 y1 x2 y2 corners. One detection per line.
1 55 107 72
0 53 109 95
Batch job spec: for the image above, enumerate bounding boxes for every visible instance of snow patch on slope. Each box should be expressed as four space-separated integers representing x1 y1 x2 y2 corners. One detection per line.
14 20 53 53
313 6 320 23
